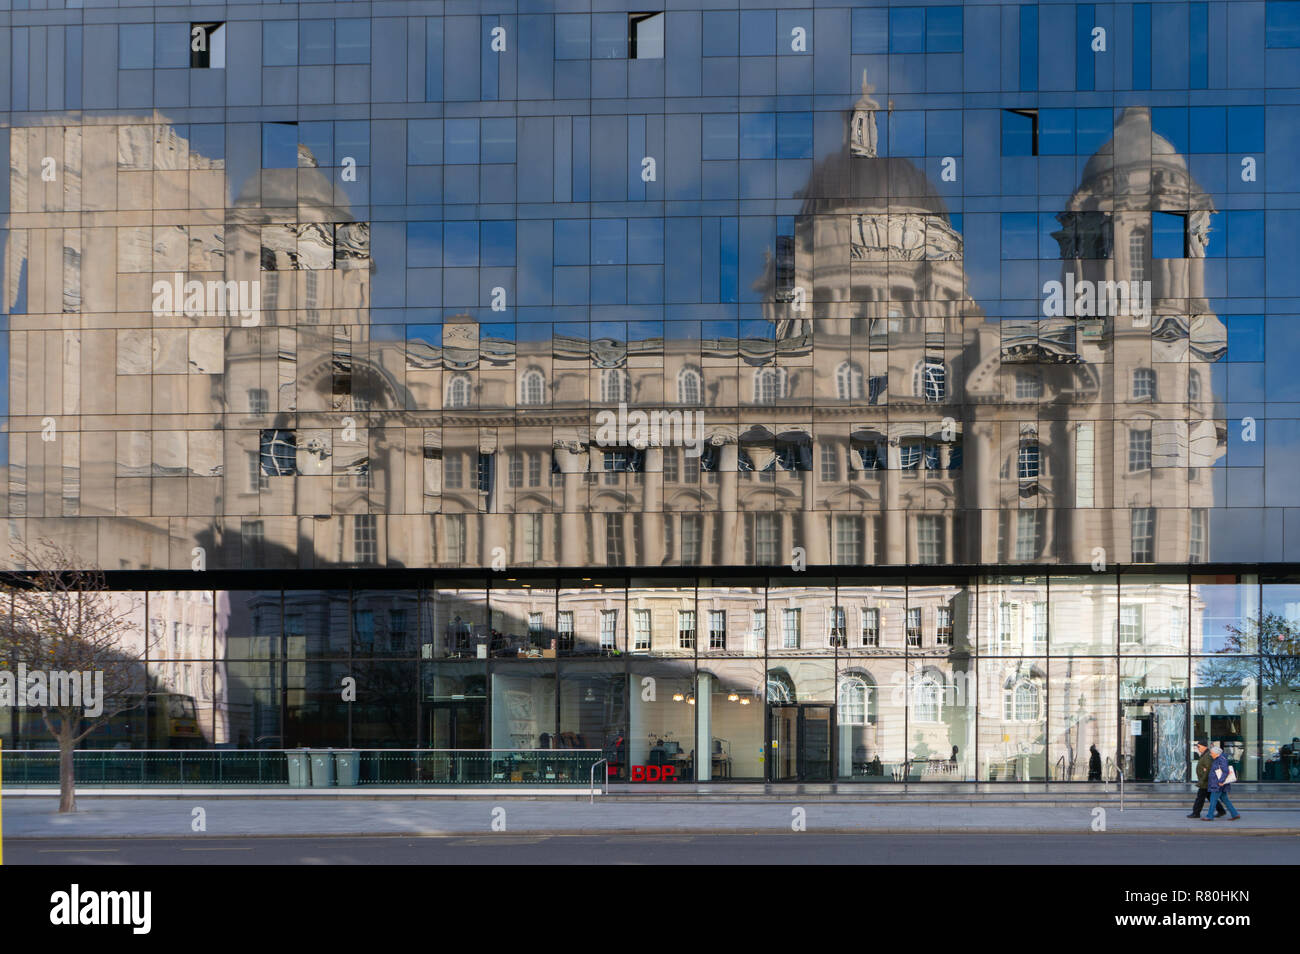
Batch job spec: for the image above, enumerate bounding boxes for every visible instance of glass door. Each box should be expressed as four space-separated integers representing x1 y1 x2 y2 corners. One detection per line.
428 699 486 749
1123 703 1155 780
801 706 833 781
768 705 800 781
1152 701 1189 782
1123 699 1190 782
427 698 487 781
767 705 833 781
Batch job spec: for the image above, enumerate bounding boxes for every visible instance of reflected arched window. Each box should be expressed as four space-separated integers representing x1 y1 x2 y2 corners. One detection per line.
1133 367 1157 400
601 369 630 403
838 674 876 726
914 358 946 402
1003 679 1042 722
678 366 702 405
754 367 788 404
1187 370 1201 402
836 361 864 400
519 367 546 405
766 670 796 704
912 672 942 723
446 373 472 409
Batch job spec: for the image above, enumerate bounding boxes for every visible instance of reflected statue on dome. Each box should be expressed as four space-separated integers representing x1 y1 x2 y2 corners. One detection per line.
850 71 881 159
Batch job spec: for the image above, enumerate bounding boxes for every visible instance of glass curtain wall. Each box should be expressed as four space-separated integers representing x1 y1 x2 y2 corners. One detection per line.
0 574 1292 785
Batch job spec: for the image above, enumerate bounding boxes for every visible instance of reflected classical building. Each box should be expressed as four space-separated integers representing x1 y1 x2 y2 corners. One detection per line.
0 100 1227 573
0 76 1293 785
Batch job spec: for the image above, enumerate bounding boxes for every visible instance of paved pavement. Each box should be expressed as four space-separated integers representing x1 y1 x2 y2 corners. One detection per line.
4 796 1298 839
7 832 1297 865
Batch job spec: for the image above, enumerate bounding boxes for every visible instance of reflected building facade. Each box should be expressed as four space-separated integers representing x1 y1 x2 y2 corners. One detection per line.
0 3 1296 785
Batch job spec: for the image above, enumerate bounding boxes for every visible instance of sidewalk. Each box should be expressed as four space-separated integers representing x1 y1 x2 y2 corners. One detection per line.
5 796 1298 838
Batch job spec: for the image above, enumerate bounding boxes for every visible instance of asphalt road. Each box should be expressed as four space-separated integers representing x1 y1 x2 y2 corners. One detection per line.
5 832 1297 864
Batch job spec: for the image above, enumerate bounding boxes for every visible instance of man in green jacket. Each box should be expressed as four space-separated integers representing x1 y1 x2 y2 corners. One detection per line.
1188 739 1226 818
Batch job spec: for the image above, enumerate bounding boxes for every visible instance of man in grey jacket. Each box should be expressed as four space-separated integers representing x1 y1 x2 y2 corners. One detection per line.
1204 745 1242 821
1188 739 1225 818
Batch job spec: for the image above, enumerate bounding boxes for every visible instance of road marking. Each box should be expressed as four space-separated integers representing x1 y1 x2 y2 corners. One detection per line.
39 848 119 853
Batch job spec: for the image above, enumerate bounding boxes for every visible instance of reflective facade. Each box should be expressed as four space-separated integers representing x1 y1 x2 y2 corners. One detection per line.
1 2 1298 783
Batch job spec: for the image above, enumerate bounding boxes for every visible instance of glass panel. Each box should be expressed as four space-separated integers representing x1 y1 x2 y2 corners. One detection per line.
835 578 906 654
1192 656 1259 782
1049 575 1118 655
1119 573 1189 654
767 659 834 705
1120 657 1190 781
981 575 1048 655
627 578 695 659
1048 657 1117 780
217 660 280 749
1262 579 1300 656
628 660 695 782
908 578 973 656
978 658 1047 781
428 584 488 659
345 661 418 748
351 590 420 657
697 579 763 656
490 667 556 750
284 660 345 748
490 580 557 658
218 591 282 660
559 662 627 779
767 577 833 656
836 657 906 779
907 657 974 779
558 577 624 657
1262 644 1300 782
700 660 764 779
148 590 214 661
1192 574 1259 654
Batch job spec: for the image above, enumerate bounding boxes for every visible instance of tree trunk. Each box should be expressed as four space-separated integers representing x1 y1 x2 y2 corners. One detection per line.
58 737 77 813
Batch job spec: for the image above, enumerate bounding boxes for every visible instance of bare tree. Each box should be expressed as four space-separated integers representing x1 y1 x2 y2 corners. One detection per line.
1207 612 1300 689
0 541 147 812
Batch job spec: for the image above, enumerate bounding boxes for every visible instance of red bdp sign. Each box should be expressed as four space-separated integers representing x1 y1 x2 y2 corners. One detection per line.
629 765 677 781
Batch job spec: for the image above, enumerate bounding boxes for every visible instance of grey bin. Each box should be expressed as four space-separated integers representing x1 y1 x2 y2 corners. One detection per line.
334 750 360 787
310 749 336 787
286 749 311 788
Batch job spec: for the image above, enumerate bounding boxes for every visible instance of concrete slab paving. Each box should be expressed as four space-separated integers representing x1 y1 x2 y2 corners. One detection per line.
4 796 1298 839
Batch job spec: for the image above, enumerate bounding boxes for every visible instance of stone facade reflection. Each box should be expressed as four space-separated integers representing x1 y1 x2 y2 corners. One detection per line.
2 97 1224 573
5 96 1285 784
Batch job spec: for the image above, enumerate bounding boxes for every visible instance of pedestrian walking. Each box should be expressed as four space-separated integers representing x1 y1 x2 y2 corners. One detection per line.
1203 745 1242 821
1088 744 1102 781
1188 739 1225 818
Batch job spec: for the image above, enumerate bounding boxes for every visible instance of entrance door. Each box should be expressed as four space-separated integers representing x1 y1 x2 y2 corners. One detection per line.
1123 701 1189 781
767 705 833 782
428 699 486 748
1152 702 1189 782
1127 709 1155 780
427 699 487 780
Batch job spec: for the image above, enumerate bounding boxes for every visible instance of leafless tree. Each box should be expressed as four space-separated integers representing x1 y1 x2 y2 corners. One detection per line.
0 541 147 812
1209 613 1300 689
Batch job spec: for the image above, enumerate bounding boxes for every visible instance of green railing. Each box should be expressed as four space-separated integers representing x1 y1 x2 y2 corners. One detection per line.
0 749 604 787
